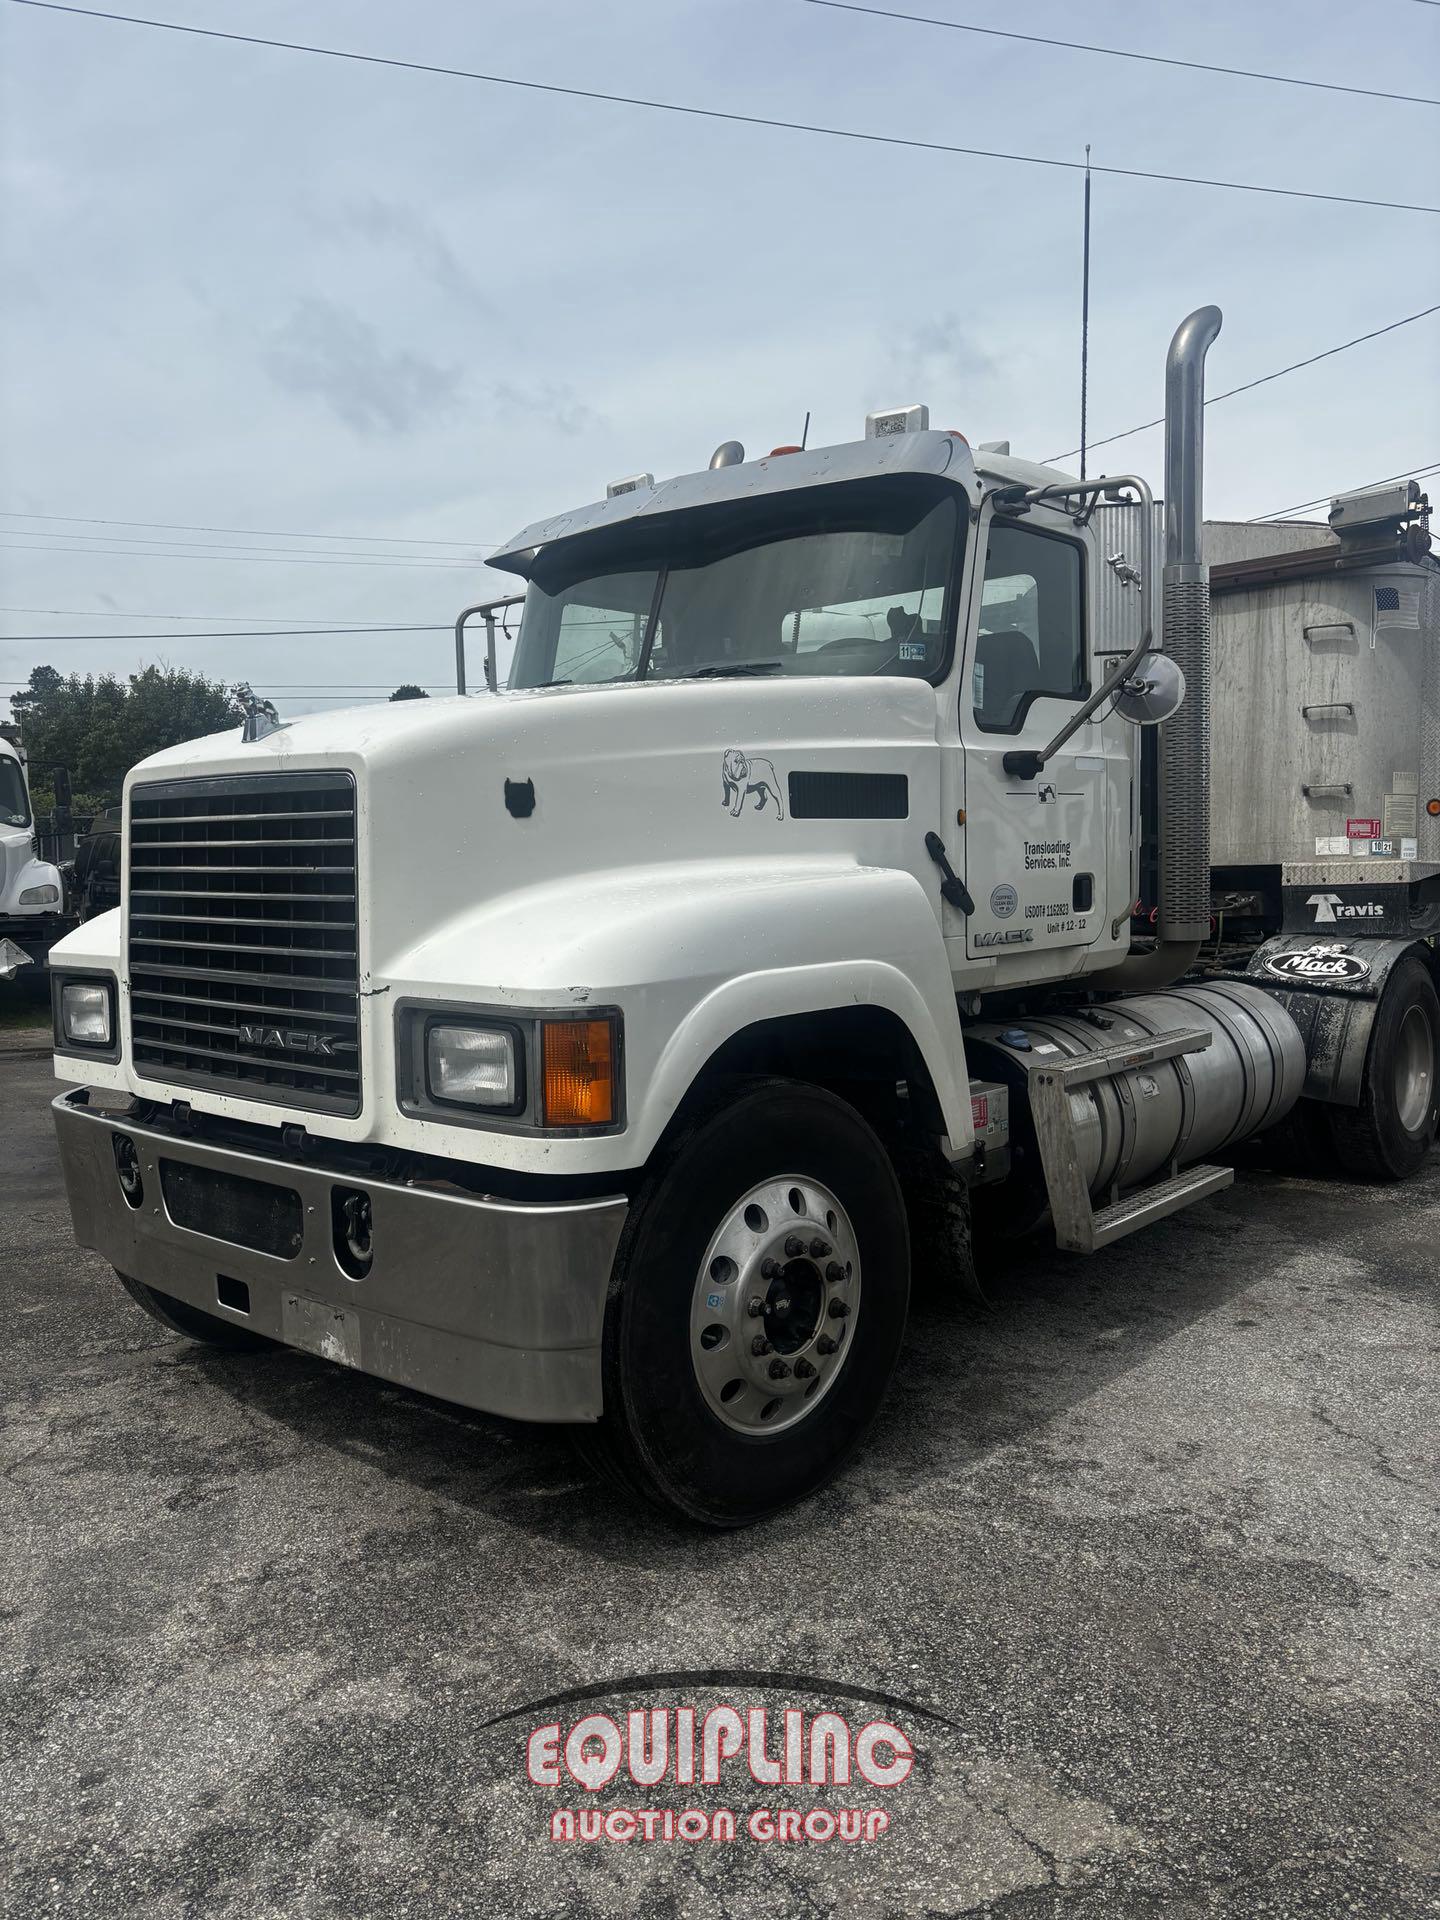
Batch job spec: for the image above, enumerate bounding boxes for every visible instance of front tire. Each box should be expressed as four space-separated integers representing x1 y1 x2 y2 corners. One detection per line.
115 1271 274 1351
583 1078 910 1527
1327 957 1440 1181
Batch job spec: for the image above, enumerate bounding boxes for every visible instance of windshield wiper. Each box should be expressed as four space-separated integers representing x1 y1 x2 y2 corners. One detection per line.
689 662 785 679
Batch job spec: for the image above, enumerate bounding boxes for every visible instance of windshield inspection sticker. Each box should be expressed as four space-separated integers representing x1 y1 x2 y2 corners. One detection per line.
721 749 784 820
1263 944 1371 983
989 884 1018 918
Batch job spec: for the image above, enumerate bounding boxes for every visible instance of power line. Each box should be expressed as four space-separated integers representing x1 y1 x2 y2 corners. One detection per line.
802 1 1439 108
9 0 1440 216
1044 303 1440 462
1249 459 1440 521
0 539 479 570
0 603 440 623
0 624 452 641
1 526 488 563
0 508 490 548
0 687 456 695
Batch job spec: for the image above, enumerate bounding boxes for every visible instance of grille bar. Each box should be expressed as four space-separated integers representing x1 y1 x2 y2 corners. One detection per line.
128 772 361 1114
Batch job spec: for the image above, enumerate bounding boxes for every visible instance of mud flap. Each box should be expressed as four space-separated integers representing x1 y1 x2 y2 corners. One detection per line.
1243 934 1436 1107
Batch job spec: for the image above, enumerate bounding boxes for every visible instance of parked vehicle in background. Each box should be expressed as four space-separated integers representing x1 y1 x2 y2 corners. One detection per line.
0 726 67 983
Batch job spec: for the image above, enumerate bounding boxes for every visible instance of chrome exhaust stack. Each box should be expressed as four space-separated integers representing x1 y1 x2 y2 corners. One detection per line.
1158 304 1223 950
1089 305 1222 992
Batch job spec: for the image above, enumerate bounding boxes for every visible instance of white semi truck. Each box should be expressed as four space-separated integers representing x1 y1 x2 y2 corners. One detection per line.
0 726 66 983
47 308 1439 1524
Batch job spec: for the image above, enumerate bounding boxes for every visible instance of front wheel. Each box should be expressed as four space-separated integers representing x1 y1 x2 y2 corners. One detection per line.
582 1079 910 1527
1327 956 1440 1181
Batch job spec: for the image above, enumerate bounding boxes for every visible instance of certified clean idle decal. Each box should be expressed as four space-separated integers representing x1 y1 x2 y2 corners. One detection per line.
721 749 785 820
989 884 1018 919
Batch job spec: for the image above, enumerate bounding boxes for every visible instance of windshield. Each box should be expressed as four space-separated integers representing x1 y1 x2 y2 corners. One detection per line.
507 477 962 689
0 756 31 828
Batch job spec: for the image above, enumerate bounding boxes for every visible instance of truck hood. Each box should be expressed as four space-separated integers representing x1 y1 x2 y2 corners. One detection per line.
123 676 945 988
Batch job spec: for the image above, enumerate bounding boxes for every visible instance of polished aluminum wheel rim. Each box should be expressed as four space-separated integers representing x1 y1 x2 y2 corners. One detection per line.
1394 1002 1435 1136
689 1176 860 1435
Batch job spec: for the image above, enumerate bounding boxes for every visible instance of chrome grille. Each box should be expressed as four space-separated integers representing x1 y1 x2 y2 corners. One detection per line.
127 772 361 1114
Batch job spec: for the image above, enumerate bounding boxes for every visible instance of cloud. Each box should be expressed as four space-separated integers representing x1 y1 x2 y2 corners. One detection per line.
490 379 598 438
885 317 999 399
335 197 483 308
260 298 462 436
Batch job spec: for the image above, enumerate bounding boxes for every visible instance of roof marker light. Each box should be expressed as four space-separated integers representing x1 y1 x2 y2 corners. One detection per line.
865 404 929 440
606 472 654 499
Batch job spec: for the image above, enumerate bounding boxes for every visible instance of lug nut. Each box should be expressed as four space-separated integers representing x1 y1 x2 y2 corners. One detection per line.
784 1235 806 1259
768 1358 792 1380
816 1335 838 1356
828 1299 850 1319
809 1238 830 1259
751 1335 772 1356
793 1357 816 1379
825 1261 845 1284
746 1295 766 1318
760 1257 782 1280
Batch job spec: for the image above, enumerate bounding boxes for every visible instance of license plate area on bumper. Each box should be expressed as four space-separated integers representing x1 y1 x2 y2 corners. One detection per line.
160 1158 304 1259
52 1092 628 1422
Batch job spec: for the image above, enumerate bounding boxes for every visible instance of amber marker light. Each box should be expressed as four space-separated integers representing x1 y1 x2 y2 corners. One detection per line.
542 1017 618 1127
1427 798 1440 818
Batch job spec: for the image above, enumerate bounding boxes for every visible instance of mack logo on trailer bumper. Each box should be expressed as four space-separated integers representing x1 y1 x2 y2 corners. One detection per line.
1262 944 1371 983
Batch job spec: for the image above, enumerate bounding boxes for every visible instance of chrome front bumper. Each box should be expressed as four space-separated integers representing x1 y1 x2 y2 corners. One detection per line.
52 1091 628 1422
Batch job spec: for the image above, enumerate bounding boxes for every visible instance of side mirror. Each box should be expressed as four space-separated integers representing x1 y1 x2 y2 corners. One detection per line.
1114 653 1186 727
52 765 73 808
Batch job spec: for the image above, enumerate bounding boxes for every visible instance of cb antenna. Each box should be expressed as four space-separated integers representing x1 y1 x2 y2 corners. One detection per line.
801 409 811 451
1080 143 1092 482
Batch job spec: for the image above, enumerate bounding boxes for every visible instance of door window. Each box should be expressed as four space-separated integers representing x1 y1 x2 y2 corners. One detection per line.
972 521 1086 732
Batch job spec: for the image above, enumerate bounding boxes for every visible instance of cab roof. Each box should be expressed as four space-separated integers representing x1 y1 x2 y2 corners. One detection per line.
486 430 985 578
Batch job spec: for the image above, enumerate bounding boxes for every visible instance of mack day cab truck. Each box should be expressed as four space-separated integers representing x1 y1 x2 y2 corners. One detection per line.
46 307 1440 1526
0 724 67 984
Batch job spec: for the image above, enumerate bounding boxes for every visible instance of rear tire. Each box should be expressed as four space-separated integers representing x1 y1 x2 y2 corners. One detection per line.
580 1078 910 1527
1327 957 1440 1181
115 1271 274 1351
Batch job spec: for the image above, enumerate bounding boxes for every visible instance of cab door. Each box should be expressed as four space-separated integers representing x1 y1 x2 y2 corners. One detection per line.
950 506 1108 964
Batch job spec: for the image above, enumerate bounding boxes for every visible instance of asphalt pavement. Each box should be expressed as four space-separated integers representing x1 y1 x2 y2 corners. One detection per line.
2 1050 1437 1918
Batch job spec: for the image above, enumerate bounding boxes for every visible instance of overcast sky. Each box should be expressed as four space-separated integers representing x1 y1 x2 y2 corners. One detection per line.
2 0 1437 720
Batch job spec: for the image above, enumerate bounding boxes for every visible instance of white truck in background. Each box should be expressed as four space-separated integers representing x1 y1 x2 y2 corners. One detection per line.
44 308 1440 1525
0 725 66 984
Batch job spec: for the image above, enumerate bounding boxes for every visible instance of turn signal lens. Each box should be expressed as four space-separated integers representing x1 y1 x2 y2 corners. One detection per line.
542 1018 616 1127
1428 797 1440 818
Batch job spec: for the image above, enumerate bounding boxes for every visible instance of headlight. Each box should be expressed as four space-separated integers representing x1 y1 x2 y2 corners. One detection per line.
61 981 113 1047
19 883 60 907
426 1023 522 1111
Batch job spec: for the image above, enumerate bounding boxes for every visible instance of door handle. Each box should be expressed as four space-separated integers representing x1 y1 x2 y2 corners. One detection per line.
924 832 975 914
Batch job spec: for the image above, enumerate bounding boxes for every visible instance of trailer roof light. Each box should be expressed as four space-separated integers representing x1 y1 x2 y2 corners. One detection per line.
542 1017 618 1128
865 403 929 440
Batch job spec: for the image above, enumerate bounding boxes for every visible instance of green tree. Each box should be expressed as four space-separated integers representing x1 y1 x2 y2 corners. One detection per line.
12 664 242 820
389 683 429 701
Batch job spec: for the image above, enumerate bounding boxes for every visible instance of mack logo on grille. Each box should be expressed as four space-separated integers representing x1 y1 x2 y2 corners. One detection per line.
237 1023 355 1057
